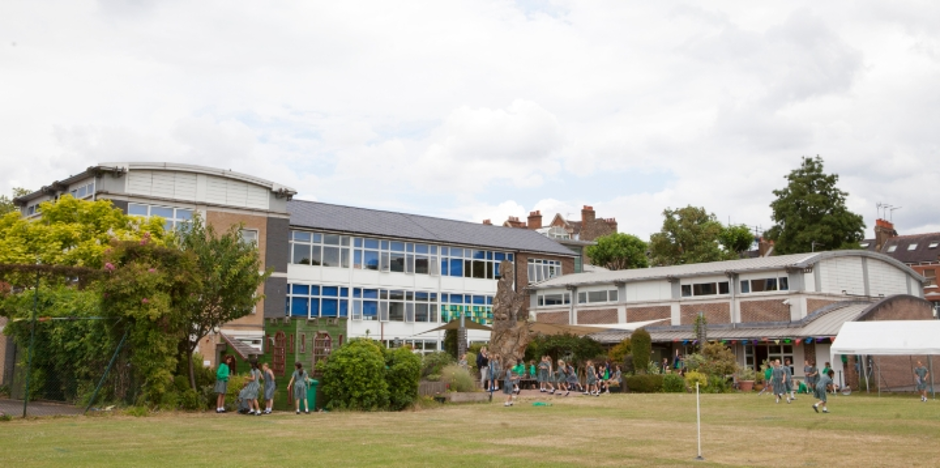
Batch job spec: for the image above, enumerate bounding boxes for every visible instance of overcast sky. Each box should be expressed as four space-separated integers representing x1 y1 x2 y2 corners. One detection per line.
2 1 938 240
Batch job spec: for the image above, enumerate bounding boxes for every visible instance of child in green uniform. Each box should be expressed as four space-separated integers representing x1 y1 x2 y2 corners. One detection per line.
758 363 773 396
813 371 833 413
914 360 929 402
215 355 233 413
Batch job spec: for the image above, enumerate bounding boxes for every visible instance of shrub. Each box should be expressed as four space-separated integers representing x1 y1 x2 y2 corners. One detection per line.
608 338 632 363
465 352 477 374
684 371 707 390
443 329 458 358
662 374 686 393
441 364 477 392
421 352 455 379
625 374 663 393
631 329 651 374
320 339 389 411
385 347 422 411
622 355 635 375
706 375 732 394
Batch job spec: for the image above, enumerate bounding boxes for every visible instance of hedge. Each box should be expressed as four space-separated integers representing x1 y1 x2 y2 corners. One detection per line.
624 374 663 393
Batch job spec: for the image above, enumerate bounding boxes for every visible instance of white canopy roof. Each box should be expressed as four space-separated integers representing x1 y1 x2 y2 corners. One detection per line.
831 321 940 356
578 318 670 331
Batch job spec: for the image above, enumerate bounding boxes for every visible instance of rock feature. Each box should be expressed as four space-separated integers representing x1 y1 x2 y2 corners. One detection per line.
488 261 531 365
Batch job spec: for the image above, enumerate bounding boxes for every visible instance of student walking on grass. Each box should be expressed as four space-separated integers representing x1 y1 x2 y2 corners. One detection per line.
813 370 834 413
566 362 580 393
555 359 569 396
262 362 276 414
488 355 502 392
287 362 310 414
914 360 930 402
585 360 598 396
784 358 796 401
804 359 818 393
215 355 234 413
503 359 520 407
772 359 789 404
244 361 263 415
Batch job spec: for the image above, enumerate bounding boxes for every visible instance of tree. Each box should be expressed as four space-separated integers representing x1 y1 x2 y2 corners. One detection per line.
719 224 755 257
648 206 733 266
586 233 649 270
765 156 865 254
631 329 652 375
171 214 271 391
0 187 30 216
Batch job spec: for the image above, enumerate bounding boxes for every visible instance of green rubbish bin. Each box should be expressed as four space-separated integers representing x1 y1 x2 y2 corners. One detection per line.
307 379 319 411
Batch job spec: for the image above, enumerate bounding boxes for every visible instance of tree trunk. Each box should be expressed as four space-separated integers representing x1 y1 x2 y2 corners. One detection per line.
188 349 197 391
488 261 531 365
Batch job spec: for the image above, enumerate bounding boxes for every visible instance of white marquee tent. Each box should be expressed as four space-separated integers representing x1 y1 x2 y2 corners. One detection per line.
831 320 940 397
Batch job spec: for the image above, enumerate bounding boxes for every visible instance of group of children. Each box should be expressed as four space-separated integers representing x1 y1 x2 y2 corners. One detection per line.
215 356 312 415
757 358 835 413
490 355 623 407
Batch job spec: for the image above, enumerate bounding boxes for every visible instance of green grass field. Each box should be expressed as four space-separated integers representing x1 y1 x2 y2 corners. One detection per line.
2 392 938 467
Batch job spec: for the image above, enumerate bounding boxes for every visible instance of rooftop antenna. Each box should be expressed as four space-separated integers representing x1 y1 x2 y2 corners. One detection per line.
888 206 901 222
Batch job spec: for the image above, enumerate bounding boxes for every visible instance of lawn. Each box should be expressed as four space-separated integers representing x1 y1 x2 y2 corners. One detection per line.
1 392 937 467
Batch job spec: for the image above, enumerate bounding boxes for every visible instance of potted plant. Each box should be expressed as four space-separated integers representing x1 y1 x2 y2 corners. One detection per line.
736 366 757 392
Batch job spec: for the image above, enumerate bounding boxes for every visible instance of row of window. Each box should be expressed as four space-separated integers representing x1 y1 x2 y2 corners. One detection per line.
886 241 939 252
528 258 562 283
287 284 493 324
70 181 95 199
740 277 789 293
289 230 516 280
578 289 618 304
538 276 792 307
128 203 193 231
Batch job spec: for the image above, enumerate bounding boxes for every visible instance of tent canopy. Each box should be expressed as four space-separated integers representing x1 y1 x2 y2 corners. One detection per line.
528 319 668 337
414 318 492 335
831 321 940 356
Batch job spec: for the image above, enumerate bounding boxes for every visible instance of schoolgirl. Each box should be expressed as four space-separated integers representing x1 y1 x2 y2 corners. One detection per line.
488 355 502 392
585 360 597 396
287 361 310 414
566 362 580 393
555 359 569 396
537 356 550 392
503 359 520 407
261 362 276 414
244 361 263 415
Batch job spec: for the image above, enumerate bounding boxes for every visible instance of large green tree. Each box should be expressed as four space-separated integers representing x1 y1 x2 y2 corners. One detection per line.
586 232 649 270
765 156 865 254
171 214 271 391
718 224 755 257
0 187 30 216
648 206 734 266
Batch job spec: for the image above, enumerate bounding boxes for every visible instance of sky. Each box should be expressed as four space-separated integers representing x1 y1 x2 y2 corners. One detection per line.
2 1 939 240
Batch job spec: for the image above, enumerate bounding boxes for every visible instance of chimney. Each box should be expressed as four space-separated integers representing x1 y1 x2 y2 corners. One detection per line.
606 218 618 232
874 219 897 251
527 210 542 230
581 205 595 224
758 237 774 257
482 219 492 225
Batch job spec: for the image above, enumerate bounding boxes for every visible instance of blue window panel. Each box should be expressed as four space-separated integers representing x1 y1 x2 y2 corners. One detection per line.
451 248 463 258
151 206 174 218
391 241 405 252
430 293 438 301
322 286 339 297
354 238 363 248
415 291 429 301
311 285 320 296
406 243 414 252
494 263 500 278
363 251 379 270
450 294 463 304
466 295 474 304
341 287 349 297
381 241 389 250
290 297 309 317
449 258 463 277
486 297 493 305
365 239 379 249
321 299 338 317
363 301 378 317
441 247 448 256
292 231 311 242
310 299 320 317
473 250 485 260
508 253 514 262
363 289 379 299
441 259 449 276
354 251 363 267
440 293 448 303
415 244 428 254
292 284 309 295
339 300 348 317
486 251 493 260
313 233 322 243
430 245 438 255
353 288 362 298
495 252 506 261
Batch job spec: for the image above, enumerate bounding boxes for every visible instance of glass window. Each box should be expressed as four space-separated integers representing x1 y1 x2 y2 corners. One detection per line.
779 277 789 291
292 244 311 265
293 231 311 242
718 282 729 295
128 204 148 216
739 281 750 294
929 242 939 249
908 243 918 251
887 245 897 252
588 291 607 303
681 285 692 297
151 206 174 219
239 229 258 245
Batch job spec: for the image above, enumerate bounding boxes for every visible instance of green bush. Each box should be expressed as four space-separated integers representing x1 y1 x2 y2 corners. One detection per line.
608 338 632 363
320 339 389 411
662 374 686 393
465 352 477 374
684 371 707 390
385 347 422 411
705 375 732 394
441 364 477 392
625 374 663 393
421 352 455 379
631 329 652 375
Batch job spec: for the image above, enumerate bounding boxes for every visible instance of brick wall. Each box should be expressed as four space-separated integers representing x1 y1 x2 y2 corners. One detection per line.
577 308 617 324
626 305 671 322
680 302 731 325
206 210 270 330
807 298 839 314
536 311 569 324
580 219 617 242
740 299 790 323
858 295 934 321
513 252 575 316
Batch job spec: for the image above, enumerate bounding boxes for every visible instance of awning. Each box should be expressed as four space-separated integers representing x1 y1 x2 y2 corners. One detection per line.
831 320 940 356
413 318 492 335
529 318 668 337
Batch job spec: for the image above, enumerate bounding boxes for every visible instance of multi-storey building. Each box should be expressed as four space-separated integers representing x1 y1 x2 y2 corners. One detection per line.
864 218 940 316
529 250 932 390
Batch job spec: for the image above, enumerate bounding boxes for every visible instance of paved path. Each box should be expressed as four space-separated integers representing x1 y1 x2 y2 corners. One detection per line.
0 399 84 417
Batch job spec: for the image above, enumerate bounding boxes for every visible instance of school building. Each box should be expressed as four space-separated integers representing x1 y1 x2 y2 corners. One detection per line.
528 250 934 390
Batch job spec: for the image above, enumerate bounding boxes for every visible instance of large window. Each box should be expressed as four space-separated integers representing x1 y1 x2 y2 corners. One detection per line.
578 289 618 304
537 291 571 307
744 344 794 372
528 258 562 283
350 288 439 323
924 269 937 287
128 203 193 231
69 181 95 199
290 231 351 267
440 293 493 325
681 281 730 297
379 339 440 355
739 277 789 294
286 284 350 318
441 248 512 279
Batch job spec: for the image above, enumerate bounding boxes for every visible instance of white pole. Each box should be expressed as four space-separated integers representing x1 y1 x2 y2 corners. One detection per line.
695 382 704 461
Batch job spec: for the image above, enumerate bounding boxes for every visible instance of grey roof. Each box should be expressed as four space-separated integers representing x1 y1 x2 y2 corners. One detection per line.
589 301 874 344
530 250 924 289
288 200 576 257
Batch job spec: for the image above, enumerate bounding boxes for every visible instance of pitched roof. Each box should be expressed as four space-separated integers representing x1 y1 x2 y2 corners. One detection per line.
288 200 576 257
529 250 923 289
880 233 940 264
